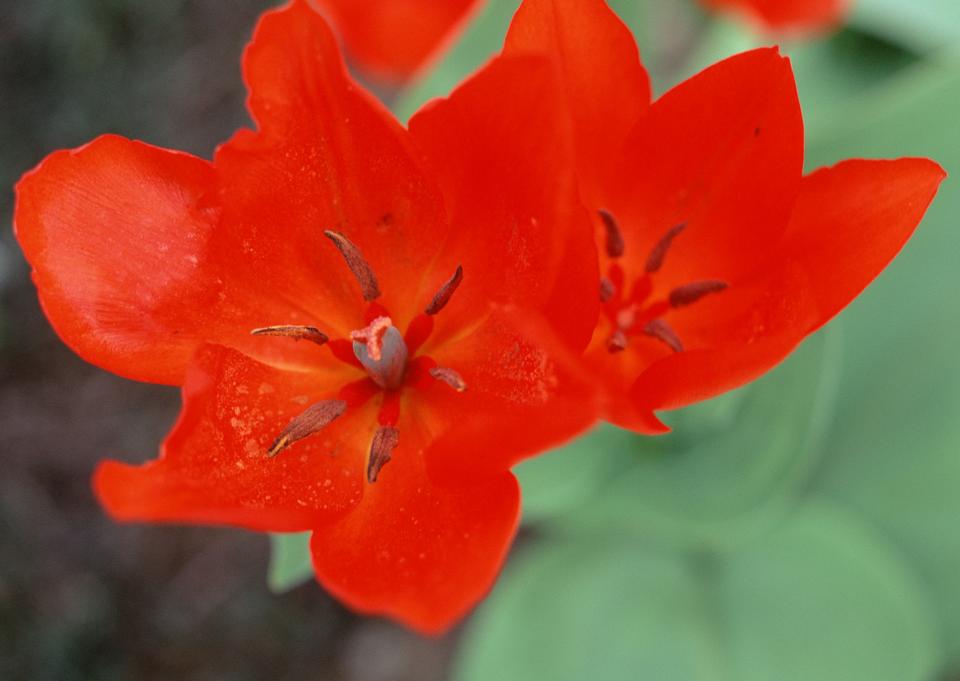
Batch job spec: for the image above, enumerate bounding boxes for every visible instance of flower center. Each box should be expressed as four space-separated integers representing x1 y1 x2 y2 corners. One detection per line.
597 210 729 354
250 230 466 484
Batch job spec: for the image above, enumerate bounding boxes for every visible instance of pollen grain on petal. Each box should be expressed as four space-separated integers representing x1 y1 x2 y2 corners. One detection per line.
429 366 467 392
323 229 382 301
267 399 348 458
250 325 330 346
643 319 684 353
599 209 626 259
645 222 687 273
425 265 464 315
669 279 729 308
367 426 400 483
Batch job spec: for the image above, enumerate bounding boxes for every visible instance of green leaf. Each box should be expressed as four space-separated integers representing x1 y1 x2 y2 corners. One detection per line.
851 0 960 54
456 502 940 681
267 532 314 593
525 329 840 549
805 60 960 659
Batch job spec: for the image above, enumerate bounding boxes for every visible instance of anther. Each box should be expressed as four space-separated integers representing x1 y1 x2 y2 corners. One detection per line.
598 209 625 258
425 265 464 315
367 426 400 483
669 280 729 308
323 230 381 301
607 329 628 353
267 399 347 458
643 319 684 353
250 325 329 346
599 277 616 303
429 366 467 392
645 223 687 273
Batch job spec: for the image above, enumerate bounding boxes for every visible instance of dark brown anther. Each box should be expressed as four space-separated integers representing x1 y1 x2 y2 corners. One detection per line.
607 329 628 353
643 319 684 353
267 399 348 458
669 280 729 308
367 426 400 483
250 325 329 346
645 223 687 273
599 277 616 303
429 366 467 392
599 209 625 258
323 230 381 301
425 265 464 315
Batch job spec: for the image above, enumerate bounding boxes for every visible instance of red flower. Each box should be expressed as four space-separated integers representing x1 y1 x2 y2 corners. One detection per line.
14 0 600 633
503 0 945 432
313 0 481 82
701 0 848 32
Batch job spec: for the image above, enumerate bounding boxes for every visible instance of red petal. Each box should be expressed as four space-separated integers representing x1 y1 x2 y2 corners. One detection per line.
409 55 599 352
14 135 220 385
94 345 366 532
313 0 481 82
607 48 804 288
311 466 520 634
504 0 651 201
629 158 945 414
703 0 848 32
214 0 449 331
783 158 946 330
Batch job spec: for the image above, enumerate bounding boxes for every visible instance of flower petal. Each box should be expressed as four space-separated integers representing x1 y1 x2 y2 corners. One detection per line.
503 0 652 200
94 344 366 532
14 135 221 385
607 48 803 287
310 466 520 634
409 54 599 352
783 158 946 328
312 0 481 82
214 0 449 332
703 0 848 32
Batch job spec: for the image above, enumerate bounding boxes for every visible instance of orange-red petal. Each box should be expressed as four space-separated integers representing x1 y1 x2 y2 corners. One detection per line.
14 135 221 385
409 54 599 352
214 0 449 332
702 0 848 32
630 158 945 414
311 465 520 634
504 0 651 202
95 345 365 532
312 0 481 82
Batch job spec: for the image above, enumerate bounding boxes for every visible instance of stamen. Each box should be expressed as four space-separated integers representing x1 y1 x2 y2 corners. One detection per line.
323 230 381 301
645 223 687 273
250 325 329 346
367 426 400 483
599 209 625 258
429 366 467 392
599 277 616 303
425 265 464 315
607 329 628 353
643 319 684 353
267 399 347 458
669 280 729 308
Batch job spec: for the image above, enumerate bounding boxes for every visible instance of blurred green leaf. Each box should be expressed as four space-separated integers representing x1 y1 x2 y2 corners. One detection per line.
267 532 313 593
522 329 839 549
456 501 939 681
852 0 960 54
804 60 960 659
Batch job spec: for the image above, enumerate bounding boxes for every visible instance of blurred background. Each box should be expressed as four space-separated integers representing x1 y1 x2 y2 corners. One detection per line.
1 0 959 680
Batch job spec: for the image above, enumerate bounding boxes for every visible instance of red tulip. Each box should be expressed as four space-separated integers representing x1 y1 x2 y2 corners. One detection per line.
14 0 601 633
702 0 848 32
313 0 481 82
503 0 945 432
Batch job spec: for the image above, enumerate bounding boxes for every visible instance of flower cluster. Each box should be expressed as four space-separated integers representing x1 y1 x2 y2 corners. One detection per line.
14 0 943 633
